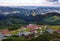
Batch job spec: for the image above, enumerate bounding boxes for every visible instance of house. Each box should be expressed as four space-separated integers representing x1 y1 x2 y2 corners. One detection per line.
4 34 12 37
21 26 27 31
54 38 60 41
26 24 47 34
25 33 34 39
17 31 32 37
0 32 6 41
26 24 39 29
17 30 35 39
55 30 60 33
46 28 54 34
1 29 9 35
1 29 12 37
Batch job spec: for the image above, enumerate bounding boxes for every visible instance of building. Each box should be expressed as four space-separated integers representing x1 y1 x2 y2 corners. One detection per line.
17 31 32 37
46 28 54 34
0 32 6 41
55 30 60 33
26 24 39 29
1 29 9 35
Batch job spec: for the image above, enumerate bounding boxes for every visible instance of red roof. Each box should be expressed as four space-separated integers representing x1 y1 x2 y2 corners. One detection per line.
1 29 9 34
55 30 60 33
26 24 38 29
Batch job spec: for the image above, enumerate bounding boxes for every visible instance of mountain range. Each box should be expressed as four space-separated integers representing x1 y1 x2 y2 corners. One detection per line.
0 6 60 28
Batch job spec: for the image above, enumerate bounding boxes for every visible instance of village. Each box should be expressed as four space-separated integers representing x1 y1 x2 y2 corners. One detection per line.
0 24 60 41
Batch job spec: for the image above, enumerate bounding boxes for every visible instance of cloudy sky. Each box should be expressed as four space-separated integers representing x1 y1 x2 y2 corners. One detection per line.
0 0 60 6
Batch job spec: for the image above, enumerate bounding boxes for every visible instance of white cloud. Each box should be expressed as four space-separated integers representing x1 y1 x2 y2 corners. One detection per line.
0 0 60 6
0 0 43 4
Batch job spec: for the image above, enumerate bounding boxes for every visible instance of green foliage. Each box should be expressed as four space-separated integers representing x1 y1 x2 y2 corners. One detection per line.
2 37 29 41
2 32 60 41
30 33 53 41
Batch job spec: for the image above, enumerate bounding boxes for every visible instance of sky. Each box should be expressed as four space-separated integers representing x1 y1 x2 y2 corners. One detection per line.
0 0 60 6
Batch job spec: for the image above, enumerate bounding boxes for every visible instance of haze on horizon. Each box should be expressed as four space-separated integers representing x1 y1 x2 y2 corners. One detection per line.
0 0 60 6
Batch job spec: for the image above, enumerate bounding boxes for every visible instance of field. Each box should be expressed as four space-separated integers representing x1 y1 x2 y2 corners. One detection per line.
48 25 60 30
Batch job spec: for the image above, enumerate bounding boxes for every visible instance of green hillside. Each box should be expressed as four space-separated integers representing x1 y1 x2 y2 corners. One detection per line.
0 16 26 30
44 16 60 25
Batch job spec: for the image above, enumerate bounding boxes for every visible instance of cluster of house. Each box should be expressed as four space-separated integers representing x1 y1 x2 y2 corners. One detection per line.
0 24 60 40
17 24 54 38
0 29 12 41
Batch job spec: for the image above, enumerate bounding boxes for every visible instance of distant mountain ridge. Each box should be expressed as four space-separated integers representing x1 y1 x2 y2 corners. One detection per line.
0 6 60 26
0 6 60 15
